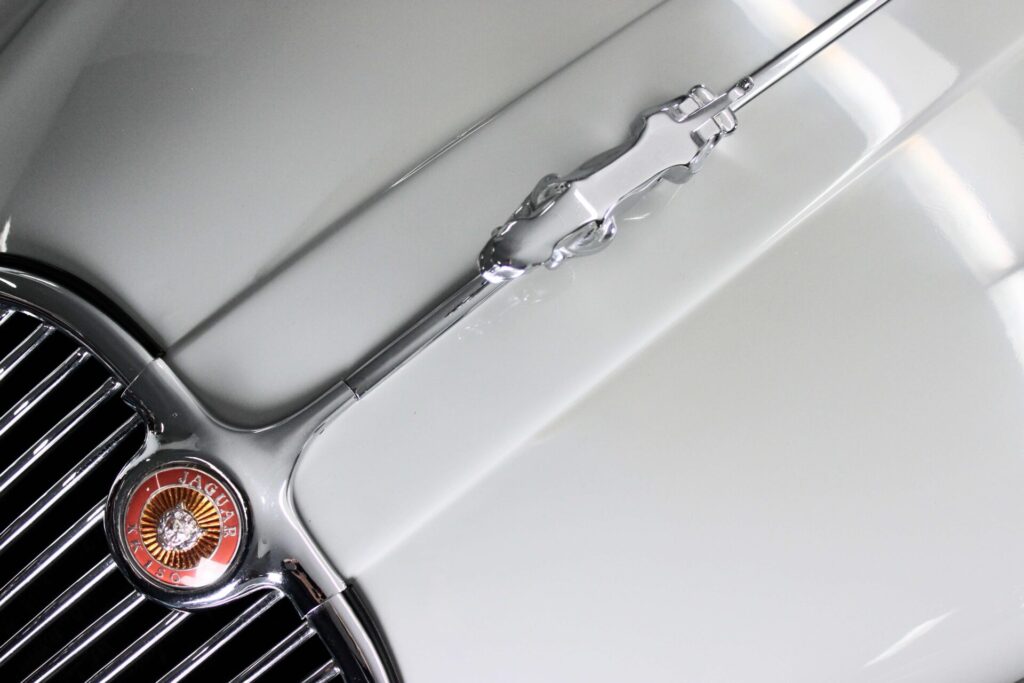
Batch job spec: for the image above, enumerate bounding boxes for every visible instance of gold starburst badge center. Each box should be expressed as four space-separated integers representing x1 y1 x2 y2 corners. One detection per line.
139 487 222 570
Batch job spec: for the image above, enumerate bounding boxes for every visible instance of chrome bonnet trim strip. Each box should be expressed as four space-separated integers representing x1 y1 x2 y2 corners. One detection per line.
733 0 891 110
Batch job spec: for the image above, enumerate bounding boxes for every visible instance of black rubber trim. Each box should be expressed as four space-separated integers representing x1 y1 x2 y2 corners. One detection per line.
0 254 163 358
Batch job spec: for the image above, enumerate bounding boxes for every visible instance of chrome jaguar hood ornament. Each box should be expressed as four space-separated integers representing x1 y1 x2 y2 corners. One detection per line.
348 0 891 396
479 0 890 283
478 82 746 281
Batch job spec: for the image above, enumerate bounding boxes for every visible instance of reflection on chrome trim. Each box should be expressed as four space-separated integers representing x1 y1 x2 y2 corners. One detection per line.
0 322 52 381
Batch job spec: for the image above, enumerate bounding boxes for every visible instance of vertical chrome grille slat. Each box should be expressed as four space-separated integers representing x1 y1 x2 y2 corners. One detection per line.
0 378 121 498
301 661 341 683
156 591 284 683
0 501 104 610
0 324 53 383
230 623 316 683
26 591 146 683
84 609 190 683
0 309 14 329
0 347 90 440
0 415 139 554
0 556 116 667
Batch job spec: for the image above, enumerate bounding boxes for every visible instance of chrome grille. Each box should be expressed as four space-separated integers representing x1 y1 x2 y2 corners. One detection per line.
0 305 340 682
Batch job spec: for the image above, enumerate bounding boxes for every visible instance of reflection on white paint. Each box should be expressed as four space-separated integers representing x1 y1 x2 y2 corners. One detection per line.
988 270 1024 368
733 0 906 142
892 92 1024 371
899 135 1016 280
739 2 1024 375
864 610 955 668
0 217 9 253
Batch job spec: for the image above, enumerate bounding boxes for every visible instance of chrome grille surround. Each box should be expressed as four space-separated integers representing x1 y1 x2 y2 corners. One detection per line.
0 264 398 682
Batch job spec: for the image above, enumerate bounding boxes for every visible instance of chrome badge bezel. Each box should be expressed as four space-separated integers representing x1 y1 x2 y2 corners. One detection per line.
111 459 249 591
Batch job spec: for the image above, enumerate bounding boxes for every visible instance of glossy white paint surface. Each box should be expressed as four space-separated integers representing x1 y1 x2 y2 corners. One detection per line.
0 0 658 347
288 1 1024 680
164 0 848 424
6 0 1024 680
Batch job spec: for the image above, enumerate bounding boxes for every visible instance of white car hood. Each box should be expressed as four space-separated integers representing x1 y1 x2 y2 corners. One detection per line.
0 0 851 423
5 1 1024 681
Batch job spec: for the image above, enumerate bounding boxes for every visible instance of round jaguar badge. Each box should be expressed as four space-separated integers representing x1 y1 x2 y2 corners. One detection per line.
121 465 245 589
